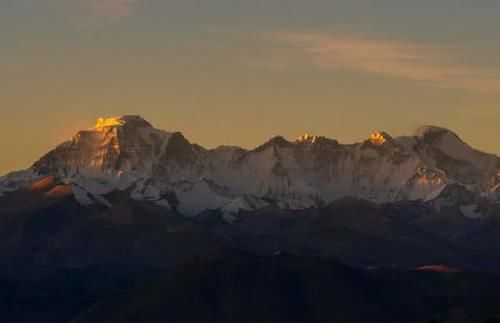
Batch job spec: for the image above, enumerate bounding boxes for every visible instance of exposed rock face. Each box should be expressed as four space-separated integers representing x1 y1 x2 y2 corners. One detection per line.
0 116 498 218
33 115 173 176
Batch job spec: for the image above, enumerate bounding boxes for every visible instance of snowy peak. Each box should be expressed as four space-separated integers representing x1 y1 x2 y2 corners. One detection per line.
296 133 317 144
33 115 173 178
414 126 473 156
369 132 387 146
92 115 153 130
413 125 497 183
413 125 479 159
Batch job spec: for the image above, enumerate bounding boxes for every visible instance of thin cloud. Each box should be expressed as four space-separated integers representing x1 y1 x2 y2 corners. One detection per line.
262 31 500 93
74 0 141 24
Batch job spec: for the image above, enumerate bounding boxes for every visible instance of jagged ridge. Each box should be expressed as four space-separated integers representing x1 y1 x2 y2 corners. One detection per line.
0 116 498 220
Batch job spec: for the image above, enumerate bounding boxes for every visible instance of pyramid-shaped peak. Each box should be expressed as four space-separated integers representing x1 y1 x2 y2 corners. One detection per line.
92 115 152 130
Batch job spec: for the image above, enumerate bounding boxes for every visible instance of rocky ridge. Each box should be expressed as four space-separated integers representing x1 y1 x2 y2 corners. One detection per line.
1 116 498 220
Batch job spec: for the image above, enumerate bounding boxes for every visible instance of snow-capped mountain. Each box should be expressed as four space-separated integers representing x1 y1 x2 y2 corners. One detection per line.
1 116 498 219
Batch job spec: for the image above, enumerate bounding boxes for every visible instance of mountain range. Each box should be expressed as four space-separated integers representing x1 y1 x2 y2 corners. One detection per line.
1 115 498 221
1 115 500 322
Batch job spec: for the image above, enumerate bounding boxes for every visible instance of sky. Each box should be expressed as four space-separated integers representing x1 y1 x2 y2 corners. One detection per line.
1 0 500 175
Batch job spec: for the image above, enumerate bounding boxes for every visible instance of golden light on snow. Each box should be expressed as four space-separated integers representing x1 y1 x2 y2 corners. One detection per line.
93 117 125 130
370 132 386 146
297 133 317 143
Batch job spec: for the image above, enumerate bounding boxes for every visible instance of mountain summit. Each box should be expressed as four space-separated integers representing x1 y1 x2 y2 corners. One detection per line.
33 115 173 177
1 116 498 219
92 115 153 130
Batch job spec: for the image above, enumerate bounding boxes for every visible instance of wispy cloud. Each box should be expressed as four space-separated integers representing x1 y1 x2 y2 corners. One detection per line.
74 0 141 25
261 31 500 93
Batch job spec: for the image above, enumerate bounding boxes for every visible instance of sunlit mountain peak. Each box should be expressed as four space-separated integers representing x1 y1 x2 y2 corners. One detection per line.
369 132 386 146
296 133 317 144
93 117 126 130
92 115 152 131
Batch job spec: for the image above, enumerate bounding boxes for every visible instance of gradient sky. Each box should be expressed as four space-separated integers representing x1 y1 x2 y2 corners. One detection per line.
1 0 500 175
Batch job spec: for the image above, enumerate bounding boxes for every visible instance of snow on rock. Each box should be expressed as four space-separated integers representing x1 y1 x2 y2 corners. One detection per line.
400 166 447 201
460 205 482 219
1 116 498 219
414 126 497 183
71 184 94 206
174 180 233 217
219 195 271 221
369 132 386 146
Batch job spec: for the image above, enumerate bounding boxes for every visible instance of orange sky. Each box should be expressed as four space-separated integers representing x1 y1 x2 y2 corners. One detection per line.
1 0 499 175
